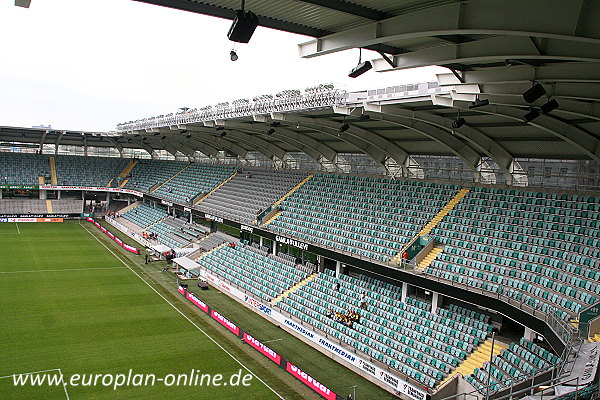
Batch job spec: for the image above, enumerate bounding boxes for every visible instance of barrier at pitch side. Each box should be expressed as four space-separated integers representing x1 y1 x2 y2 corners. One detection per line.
86 218 140 254
196 268 429 400
178 285 342 400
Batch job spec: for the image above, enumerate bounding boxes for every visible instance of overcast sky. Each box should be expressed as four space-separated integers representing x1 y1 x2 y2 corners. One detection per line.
0 0 445 132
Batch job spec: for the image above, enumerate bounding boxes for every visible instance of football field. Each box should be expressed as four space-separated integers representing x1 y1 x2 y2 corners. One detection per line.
0 221 284 399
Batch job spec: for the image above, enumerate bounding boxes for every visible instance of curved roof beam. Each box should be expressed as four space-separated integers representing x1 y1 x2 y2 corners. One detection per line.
219 120 337 165
299 0 600 59
220 122 289 160
364 106 484 173
365 104 516 176
275 113 409 172
454 102 600 162
184 127 250 160
159 129 220 158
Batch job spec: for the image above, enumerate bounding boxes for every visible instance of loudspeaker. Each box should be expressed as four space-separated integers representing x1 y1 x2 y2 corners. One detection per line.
228 10 259 43
348 61 372 78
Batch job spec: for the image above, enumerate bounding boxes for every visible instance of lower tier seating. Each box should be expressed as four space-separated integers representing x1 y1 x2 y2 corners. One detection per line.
276 269 493 389
195 243 309 302
465 337 561 394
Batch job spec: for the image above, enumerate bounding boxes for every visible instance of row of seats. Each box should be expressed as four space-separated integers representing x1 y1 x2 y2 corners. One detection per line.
277 269 493 389
199 168 307 224
428 187 600 320
153 163 236 204
196 243 309 302
270 174 459 261
55 155 129 187
0 152 49 185
121 203 167 229
124 159 187 192
465 338 560 395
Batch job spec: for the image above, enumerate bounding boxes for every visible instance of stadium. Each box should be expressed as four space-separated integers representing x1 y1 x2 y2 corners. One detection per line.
1 1 599 400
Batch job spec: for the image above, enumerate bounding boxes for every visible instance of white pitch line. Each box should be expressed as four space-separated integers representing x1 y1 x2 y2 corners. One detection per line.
59 369 70 400
262 338 283 344
81 223 285 400
0 267 127 274
15 223 20 234
0 368 60 380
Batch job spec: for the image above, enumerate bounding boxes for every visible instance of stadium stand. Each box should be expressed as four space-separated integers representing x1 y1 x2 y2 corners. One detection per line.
0 199 49 214
269 174 460 262
50 200 83 214
427 187 600 320
152 163 236 204
124 159 187 192
275 269 493 389
55 155 129 187
465 338 561 394
196 242 310 302
121 203 167 229
199 168 309 224
0 152 50 185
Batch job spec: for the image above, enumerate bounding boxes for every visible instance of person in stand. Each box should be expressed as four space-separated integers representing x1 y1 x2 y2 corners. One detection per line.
402 251 409 262
332 281 340 292
358 292 367 310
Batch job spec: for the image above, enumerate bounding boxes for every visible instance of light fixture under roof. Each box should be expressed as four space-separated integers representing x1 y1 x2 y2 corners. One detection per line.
339 123 350 132
452 117 465 129
523 83 546 103
356 114 370 122
540 99 559 115
523 108 540 123
468 97 489 109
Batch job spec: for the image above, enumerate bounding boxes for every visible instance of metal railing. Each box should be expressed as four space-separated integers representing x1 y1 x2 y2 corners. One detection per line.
116 89 347 132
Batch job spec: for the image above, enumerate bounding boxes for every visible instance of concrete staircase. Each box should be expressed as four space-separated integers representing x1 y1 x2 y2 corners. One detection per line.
151 164 190 193
194 171 238 206
263 211 282 226
437 339 507 388
271 273 317 305
46 199 53 213
118 159 139 187
117 201 141 215
49 156 58 185
419 188 470 235
196 243 226 261
416 246 443 271
273 174 313 207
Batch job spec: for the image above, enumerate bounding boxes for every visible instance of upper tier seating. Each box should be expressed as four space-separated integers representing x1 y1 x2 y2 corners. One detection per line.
276 269 493 389
124 159 187 192
153 163 236 204
0 152 50 185
270 174 459 262
427 187 600 320
199 168 308 224
55 155 129 187
196 243 309 302
465 338 560 394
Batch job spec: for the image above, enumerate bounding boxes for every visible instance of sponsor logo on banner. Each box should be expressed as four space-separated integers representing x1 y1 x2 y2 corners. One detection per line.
115 237 123 246
318 338 356 363
284 319 314 339
204 214 223 223
178 285 186 295
243 333 281 364
211 310 240 335
86 218 140 254
240 225 253 233
39 185 144 198
286 362 336 400
276 235 309 250
0 218 7 223
186 292 209 313
244 296 272 316
219 281 232 293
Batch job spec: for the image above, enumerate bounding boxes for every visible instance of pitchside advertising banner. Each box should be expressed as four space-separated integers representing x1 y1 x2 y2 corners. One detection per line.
86 218 140 254
196 268 429 400
0 217 64 222
178 285 344 400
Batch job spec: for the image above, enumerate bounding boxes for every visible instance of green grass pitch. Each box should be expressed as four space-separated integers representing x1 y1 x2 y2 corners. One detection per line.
0 221 397 400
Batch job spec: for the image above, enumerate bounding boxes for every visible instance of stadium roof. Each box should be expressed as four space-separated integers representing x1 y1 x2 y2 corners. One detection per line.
6 0 600 184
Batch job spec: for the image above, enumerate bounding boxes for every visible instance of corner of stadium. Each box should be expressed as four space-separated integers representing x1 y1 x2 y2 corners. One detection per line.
1 1 599 400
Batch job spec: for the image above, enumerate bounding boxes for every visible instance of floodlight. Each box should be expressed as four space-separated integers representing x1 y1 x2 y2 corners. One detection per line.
523 109 540 123
339 123 350 132
540 99 559 115
267 128 275 135
230 50 238 61
356 114 370 122
468 98 489 109
523 84 546 103
452 118 465 129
